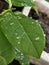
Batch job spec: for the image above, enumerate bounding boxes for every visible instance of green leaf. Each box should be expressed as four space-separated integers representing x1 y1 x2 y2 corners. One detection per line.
15 49 29 65
46 0 49 2
0 56 7 65
5 0 35 6
0 11 45 58
0 28 15 64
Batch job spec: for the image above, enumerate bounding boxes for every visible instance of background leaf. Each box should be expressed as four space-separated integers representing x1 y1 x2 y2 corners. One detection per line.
0 56 7 65
5 0 35 6
0 28 15 64
0 11 45 58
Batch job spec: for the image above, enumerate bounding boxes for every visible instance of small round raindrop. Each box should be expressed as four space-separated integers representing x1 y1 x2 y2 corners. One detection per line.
44 34 46 37
10 22 14 25
18 42 20 44
22 63 24 65
32 22 34 24
16 37 20 39
21 53 23 56
36 20 38 22
35 37 40 40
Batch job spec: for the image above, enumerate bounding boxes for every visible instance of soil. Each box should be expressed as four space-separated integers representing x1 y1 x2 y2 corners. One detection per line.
38 13 49 53
0 0 49 65
0 0 8 13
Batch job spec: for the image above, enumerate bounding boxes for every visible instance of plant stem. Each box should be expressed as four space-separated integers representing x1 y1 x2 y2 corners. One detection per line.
8 0 12 9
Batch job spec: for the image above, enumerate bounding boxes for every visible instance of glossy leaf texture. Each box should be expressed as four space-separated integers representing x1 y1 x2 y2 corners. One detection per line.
0 11 45 58
15 48 29 65
0 28 15 64
0 56 7 65
5 0 35 6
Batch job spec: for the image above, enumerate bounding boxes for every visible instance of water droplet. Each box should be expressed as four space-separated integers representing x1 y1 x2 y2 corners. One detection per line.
16 37 20 39
38 24 41 27
22 63 24 65
21 3 24 6
15 33 17 36
44 34 46 37
10 22 14 25
35 37 40 40
28 61 29 64
15 48 20 52
21 53 23 56
17 16 22 20
18 42 20 44
30 17 32 19
32 0 35 2
21 25 23 28
32 22 34 24
36 20 38 22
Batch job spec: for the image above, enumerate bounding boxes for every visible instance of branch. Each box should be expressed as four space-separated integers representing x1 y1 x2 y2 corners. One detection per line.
34 0 49 17
29 56 49 65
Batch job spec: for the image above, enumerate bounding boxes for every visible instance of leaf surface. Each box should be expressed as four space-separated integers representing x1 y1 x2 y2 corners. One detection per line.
0 56 7 65
15 48 29 65
0 11 45 58
0 28 15 64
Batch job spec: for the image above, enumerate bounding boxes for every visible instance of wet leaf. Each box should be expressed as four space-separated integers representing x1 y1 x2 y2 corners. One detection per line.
15 48 29 65
0 11 45 58
0 28 15 64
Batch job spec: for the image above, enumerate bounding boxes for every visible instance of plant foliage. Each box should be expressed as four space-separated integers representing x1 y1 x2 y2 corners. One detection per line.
0 0 45 65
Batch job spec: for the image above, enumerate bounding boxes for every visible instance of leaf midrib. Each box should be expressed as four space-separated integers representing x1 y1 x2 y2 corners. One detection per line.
14 14 39 57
